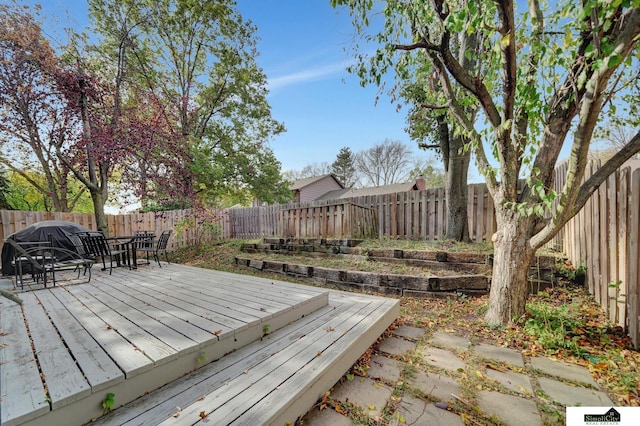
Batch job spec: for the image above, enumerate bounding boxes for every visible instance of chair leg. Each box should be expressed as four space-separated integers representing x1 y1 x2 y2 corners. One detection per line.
164 251 170 265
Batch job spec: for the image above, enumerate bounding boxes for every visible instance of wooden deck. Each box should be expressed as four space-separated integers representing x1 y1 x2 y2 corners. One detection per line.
0 263 399 426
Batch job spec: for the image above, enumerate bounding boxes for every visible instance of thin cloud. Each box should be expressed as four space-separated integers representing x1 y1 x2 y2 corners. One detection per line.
267 61 349 91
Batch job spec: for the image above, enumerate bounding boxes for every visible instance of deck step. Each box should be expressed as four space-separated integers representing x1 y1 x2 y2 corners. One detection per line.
1 264 330 426
92 290 399 425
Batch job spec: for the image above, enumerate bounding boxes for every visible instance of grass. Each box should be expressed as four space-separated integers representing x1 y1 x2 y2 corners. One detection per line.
172 239 640 413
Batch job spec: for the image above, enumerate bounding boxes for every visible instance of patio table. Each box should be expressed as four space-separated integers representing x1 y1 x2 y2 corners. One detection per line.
106 236 136 269
108 233 156 269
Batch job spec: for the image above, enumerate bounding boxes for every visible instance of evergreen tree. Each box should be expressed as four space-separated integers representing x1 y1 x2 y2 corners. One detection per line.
331 147 357 188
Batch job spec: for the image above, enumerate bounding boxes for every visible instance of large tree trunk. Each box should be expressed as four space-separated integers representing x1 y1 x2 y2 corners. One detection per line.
485 211 536 325
90 189 108 234
445 135 470 241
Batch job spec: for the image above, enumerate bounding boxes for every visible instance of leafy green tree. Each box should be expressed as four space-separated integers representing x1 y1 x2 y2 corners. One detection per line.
0 167 12 210
334 0 640 325
409 163 446 189
1 170 93 212
86 0 288 210
404 66 477 241
331 147 358 188
330 1 481 241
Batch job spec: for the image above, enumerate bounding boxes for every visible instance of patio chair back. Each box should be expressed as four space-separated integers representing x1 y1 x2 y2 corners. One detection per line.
76 231 124 274
137 230 172 267
133 231 155 250
157 230 172 251
68 233 90 258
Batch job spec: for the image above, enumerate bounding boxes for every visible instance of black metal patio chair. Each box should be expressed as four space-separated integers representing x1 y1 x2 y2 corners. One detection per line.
76 231 128 274
129 232 154 268
136 230 172 267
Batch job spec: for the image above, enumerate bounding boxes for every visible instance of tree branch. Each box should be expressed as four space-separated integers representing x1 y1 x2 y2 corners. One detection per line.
395 40 440 51
420 101 450 110
0 160 47 194
417 143 441 150
531 130 640 248
496 0 517 123
429 52 499 194
576 132 640 208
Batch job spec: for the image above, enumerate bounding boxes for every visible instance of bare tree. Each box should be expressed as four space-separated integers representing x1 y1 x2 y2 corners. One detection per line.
356 139 414 186
284 162 332 181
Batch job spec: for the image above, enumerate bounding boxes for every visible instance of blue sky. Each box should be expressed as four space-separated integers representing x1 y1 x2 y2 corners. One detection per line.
236 1 422 174
29 0 472 179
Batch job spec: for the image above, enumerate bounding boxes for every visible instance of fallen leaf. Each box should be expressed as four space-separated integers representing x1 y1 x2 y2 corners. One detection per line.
214 330 222 336
518 385 531 395
486 364 506 372
199 411 207 419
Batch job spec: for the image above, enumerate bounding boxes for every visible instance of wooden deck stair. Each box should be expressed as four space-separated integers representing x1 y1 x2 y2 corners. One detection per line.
0 264 399 426
93 286 398 425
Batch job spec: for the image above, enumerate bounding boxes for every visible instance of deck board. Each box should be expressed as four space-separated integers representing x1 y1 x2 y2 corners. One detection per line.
81 284 199 356
48 286 154 378
174 298 383 424
0 262 397 426
20 293 92 409
65 285 179 365
122 274 260 330
32 290 125 392
103 274 236 339
0 299 50 425
88 280 218 346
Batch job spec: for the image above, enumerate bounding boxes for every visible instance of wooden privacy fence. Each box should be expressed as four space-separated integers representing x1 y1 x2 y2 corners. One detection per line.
0 185 497 255
227 184 495 242
558 162 640 348
280 201 377 239
0 209 215 255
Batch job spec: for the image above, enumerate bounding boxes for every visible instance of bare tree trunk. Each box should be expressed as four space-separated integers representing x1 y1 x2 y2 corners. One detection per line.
445 135 470 241
90 189 108 234
485 211 536 325
77 64 108 235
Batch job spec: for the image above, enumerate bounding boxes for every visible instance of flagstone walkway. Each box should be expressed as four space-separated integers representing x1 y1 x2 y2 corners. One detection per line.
302 326 615 425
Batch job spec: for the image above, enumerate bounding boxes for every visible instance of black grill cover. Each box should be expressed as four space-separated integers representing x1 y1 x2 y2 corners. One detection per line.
1 220 93 275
